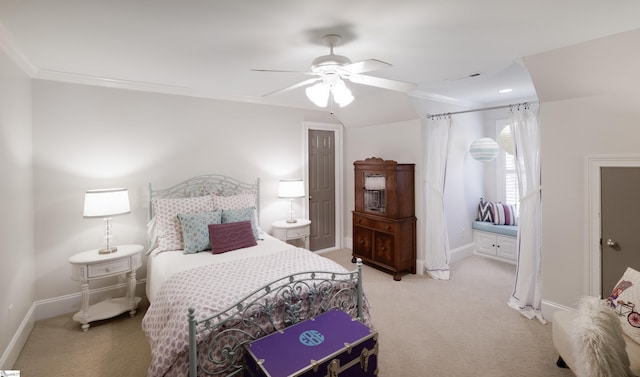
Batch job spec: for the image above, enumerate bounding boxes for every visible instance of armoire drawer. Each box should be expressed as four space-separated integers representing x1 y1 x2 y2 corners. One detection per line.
353 214 396 234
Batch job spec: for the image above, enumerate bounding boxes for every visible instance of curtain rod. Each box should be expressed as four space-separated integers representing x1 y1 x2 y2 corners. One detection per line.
426 101 539 119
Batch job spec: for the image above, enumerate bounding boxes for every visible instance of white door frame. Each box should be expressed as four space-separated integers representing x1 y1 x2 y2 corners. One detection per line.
303 122 344 251
586 155 640 297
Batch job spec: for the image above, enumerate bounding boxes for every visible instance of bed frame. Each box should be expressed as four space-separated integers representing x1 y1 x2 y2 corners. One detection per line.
147 174 365 377
147 174 260 222
187 260 364 377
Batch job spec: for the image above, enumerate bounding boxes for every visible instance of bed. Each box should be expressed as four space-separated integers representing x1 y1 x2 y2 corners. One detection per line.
141 174 368 377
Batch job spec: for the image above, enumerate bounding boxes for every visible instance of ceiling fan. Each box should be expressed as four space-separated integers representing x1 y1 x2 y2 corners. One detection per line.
252 34 417 108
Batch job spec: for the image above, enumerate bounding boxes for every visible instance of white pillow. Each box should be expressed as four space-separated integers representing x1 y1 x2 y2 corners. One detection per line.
572 296 632 377
212 190 257 211
212 191 262 235
152 195 214 251
607 267 640 345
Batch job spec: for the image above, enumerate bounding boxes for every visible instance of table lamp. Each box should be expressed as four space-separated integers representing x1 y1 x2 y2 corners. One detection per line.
278 179 305 223
83 188 131 254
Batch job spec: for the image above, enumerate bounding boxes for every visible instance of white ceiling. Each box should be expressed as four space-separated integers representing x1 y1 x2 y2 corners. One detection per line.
1 0 640 127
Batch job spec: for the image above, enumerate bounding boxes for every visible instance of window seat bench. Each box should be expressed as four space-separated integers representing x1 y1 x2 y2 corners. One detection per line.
472 221 518 263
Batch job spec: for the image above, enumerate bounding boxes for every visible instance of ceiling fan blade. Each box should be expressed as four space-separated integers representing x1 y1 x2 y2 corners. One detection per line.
349 74 417 93
251 69 313 74
342 59 392 74
262 77 322 97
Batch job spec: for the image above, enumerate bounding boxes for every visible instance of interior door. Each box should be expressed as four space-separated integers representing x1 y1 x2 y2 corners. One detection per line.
601 167 640 296
308 129 335 251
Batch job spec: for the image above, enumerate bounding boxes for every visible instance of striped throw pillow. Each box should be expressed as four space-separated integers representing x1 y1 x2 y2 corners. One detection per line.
490 202 518 225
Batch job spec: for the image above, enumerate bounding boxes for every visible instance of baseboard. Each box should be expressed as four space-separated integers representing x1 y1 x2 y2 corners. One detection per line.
343 237 352 250
450 242 474 264
1 280 147 368
413 243 475 275
0 302 35 369
34 279 148 321
541 299 574 322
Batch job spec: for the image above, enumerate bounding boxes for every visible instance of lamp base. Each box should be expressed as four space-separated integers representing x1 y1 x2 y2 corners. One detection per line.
98 246 118 254
286 218 298 224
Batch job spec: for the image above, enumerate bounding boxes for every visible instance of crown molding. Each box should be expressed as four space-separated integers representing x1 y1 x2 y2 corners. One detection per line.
34 69 196 97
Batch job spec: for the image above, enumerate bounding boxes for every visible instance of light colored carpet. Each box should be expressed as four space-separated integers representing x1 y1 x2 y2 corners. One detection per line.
13 250 574 377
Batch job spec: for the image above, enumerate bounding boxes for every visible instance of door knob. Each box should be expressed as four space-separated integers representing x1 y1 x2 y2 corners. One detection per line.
606 238 619 248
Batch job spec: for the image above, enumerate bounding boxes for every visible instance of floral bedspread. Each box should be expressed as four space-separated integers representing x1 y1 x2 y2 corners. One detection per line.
142 247 365 377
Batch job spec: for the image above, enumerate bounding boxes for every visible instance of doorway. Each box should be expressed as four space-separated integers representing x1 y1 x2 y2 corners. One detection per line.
600 167 640 295
304 122 344 252
588 156 640 297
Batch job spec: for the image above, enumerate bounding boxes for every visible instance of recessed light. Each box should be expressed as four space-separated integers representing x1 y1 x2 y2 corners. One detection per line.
498 88 513 94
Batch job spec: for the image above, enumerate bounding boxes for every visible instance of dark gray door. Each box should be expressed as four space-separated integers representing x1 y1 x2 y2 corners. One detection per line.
601 167 640 295
308 129 335 251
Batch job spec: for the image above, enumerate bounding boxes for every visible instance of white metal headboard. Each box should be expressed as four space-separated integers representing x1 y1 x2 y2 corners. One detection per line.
147 174 260 221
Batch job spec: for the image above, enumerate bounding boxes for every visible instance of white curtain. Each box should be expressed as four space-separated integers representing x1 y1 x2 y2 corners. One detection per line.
424 116 451 280
507 105 544 322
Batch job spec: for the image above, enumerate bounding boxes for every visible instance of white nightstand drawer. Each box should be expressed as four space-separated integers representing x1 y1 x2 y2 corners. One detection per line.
88 258 131 278
271 219 311 249
272 228 286 239
287 226 310 238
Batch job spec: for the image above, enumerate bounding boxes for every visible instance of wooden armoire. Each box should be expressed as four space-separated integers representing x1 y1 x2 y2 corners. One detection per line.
352 157 416 281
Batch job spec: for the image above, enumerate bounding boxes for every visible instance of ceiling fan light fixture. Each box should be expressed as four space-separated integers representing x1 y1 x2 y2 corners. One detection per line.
331 79 354 107
305 78 354 109
305 83 329 107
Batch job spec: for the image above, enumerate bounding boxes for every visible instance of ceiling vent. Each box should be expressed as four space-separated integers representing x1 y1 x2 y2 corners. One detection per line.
448 72 483 81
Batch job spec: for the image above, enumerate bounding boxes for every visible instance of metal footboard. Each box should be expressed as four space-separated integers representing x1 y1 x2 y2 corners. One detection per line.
187 259 364 377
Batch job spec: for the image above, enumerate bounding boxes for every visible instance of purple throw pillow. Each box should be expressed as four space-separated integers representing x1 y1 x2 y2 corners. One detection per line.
208 221 257 254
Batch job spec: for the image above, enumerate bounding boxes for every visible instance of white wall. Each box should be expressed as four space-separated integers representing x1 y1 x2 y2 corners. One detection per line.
525 28 640 316
0 49 34 367
31 80 338 304
539 93 640 311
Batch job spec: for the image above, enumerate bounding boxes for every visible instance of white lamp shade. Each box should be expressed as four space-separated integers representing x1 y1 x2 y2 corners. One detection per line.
305 78 354 108
278 180 305 198
83 188 131 218
305 83 329 107
498 126 514 155
331 79 354 107
469 138 499 162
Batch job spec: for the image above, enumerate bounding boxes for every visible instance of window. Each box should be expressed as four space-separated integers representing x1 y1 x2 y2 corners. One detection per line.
497 122 519 216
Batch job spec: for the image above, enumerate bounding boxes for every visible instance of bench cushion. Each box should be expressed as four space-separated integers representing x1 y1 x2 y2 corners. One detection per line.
472 221 518 237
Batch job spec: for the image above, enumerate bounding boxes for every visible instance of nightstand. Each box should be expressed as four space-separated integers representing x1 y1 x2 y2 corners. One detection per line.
68 244 143 331
271 219 311 249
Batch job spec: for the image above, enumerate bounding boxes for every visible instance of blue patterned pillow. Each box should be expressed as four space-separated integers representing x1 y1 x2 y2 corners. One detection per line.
177 211 222 254
221 207 259 240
